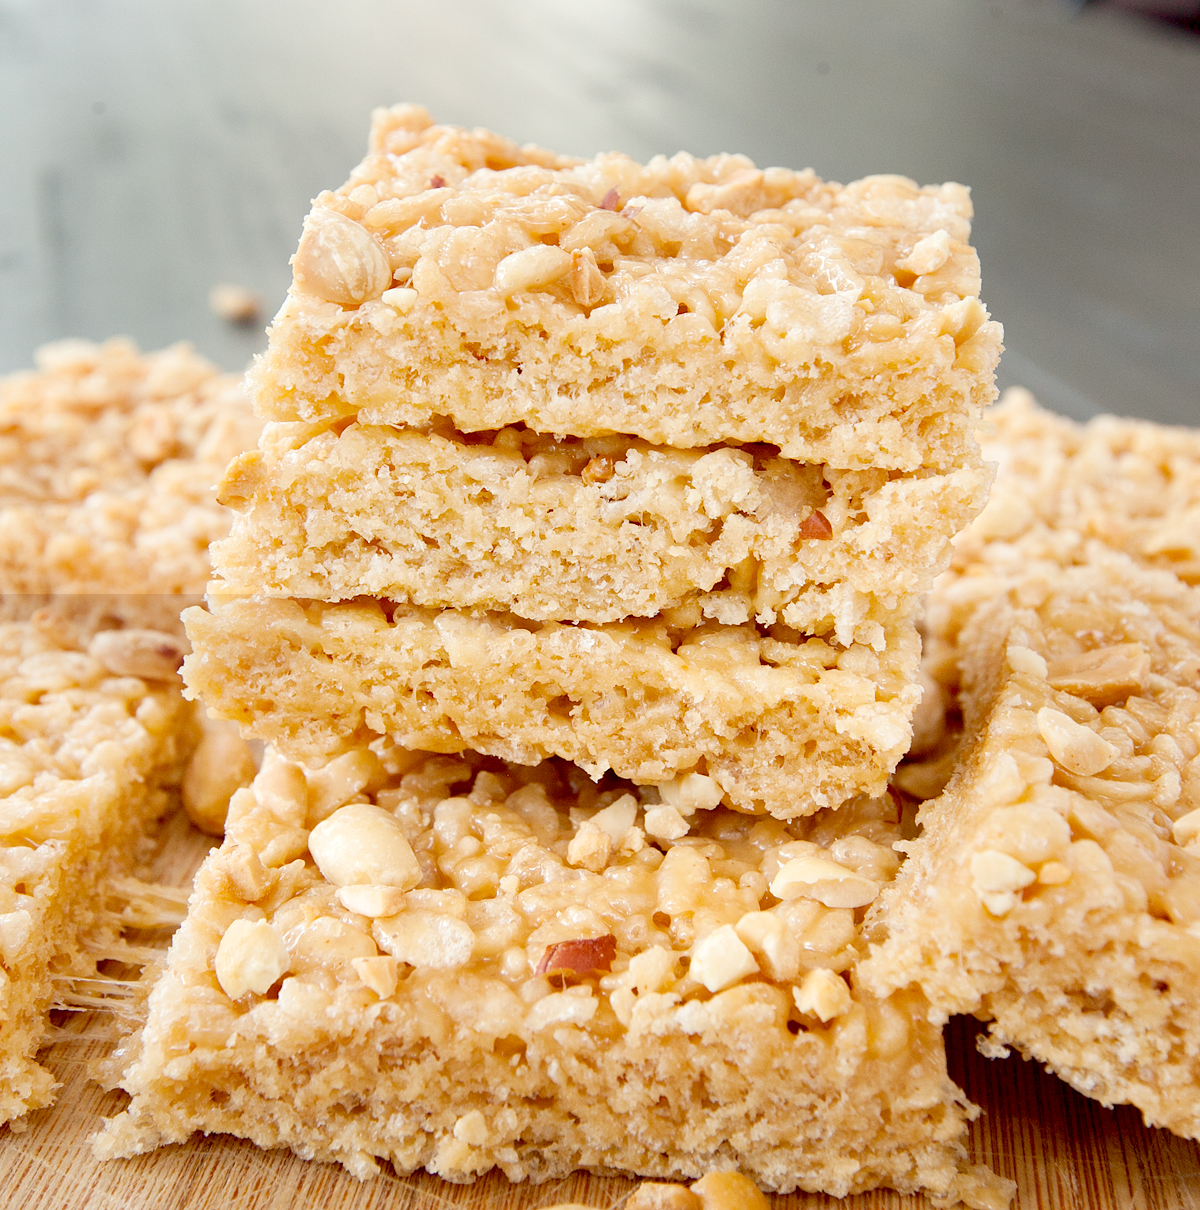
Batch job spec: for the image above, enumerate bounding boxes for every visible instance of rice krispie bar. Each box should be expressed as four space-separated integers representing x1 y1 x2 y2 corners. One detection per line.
183 597 920 818
253 104 1001 473
861 556 1200 1136
0 338 261 629
0 595 209 644
0 621 197 1125
923 388 1200 700
213 419 988 635
98 746 1007 1203
958 387 1200 583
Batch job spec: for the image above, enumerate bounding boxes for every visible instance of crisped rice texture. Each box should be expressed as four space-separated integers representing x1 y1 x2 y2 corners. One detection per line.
0 621 195 1125
97 747 1006 1204
253 104 1000 472
923 388 1200 699
862 557 1200 1138
213 419 988 637
183 597 921 819
961 388 1200 583
0 596 206 643
0 338 261 624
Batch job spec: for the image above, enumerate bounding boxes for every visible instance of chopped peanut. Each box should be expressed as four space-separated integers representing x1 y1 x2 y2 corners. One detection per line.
644 805 690 841
308 803 421 889
214 919 290 999
89 628 186 681
1036 707 1118 776
535 935 617 977
793 968 852 1022
770 855 879 908
182 715 257 835
659 772 724 816
1046 643 1150 707
567 821 611 872
970 850 1037 917
691 1171 769 1210
690 924 759 993
351 955 399 999
626 1183 702 1210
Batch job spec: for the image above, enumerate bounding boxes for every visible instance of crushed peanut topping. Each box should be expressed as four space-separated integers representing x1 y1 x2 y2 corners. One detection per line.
102 738 985 1198
865 557 1200 1139
535 935 617 978
254 106 1000 476
201 749 903 1008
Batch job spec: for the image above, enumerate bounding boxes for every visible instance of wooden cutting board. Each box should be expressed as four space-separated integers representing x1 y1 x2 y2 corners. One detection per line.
2 813 1198 1210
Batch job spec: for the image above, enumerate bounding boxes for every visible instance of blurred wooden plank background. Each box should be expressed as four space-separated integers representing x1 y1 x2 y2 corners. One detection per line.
1 0 1198 424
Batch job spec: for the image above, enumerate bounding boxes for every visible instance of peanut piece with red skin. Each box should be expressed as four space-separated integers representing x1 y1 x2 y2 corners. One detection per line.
535 935 617 977
798 510 833 540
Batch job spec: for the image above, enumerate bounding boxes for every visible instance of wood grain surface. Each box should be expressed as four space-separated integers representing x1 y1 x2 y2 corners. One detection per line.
3 811 1199 1210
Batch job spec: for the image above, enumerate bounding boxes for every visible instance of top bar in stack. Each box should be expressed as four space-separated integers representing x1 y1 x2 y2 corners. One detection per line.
254 104 998 470
188 107 1000 820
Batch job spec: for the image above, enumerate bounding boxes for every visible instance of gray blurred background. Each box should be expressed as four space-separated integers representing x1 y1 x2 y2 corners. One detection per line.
1 0 1197 424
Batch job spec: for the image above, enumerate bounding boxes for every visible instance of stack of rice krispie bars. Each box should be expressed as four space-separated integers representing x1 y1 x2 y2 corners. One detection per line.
188 103 998 816
862 392 1200 1139
102 106 1010 1202
0 339 261 1125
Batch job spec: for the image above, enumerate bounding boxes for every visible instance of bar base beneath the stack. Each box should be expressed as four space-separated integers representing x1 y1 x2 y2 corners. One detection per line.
97 748 1000 1203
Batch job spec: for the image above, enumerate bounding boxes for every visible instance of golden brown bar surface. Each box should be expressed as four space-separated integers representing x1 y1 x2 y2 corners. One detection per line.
253 105 1000 473
862 557 1200 1138
98 746 1005 1203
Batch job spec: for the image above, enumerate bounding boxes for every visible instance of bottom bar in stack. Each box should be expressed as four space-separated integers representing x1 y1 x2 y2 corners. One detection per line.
0 619 197 1125
184 598 919 818
97 746 1009 1205
862 555 1200 1137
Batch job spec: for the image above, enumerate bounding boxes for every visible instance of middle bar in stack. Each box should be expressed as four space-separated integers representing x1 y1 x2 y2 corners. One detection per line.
185 105 1000 820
